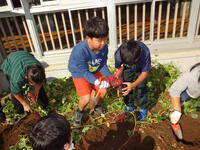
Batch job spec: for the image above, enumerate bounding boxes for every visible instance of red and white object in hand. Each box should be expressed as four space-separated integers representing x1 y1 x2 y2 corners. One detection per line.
27 93 37 103
114 67 123 78
170 110 183 140
105 76 123 88
94 79 110 89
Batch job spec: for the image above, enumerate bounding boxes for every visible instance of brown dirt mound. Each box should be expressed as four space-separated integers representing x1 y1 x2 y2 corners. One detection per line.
0 112 199 150
0 112 41 150
76 113 200 150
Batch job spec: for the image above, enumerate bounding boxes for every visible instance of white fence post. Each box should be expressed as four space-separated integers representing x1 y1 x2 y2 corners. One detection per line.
107 0 117 51
20 0 43 58
187 0 200 41
150 0 155 42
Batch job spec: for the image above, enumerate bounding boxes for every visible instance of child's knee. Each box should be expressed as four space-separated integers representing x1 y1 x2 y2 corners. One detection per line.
80 95 91 103
100 89 107 98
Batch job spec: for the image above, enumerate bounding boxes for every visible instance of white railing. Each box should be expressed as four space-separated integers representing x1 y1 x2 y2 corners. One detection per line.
195 6 200 38
0 16 34 54
33 7 107 52
0 0 200 59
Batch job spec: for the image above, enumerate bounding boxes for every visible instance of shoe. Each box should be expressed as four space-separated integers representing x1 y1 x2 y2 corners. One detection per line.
73 110 83 127
0 113 6 123
137 108 148 121
94 105 103 115
124 106 135 112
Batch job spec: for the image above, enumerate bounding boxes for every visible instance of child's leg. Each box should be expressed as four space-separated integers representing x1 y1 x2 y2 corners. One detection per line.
78 94 90 111
136 77 148 121
37 86 48 110
180 90 190 103
73 78 91 126
136 77 148 109
122 68 136 108
73 78 91 111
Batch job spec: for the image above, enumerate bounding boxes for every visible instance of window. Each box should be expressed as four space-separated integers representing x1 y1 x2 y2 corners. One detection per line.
0 0 8 6
11 0 21 8
43 0 55 1
0 0 13 12
41 0 58 5
30 0 58 6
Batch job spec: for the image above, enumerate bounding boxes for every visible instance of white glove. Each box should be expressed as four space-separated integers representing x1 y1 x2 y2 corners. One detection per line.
94 79 101 86
100 80 110 89
170 110 182 124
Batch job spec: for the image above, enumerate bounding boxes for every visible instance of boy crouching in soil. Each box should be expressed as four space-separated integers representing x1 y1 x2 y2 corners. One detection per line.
115 40 151 121
68 17 112 126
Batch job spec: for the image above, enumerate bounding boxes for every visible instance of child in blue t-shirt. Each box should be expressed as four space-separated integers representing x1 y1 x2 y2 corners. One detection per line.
68 17 112 126
115 40 151 121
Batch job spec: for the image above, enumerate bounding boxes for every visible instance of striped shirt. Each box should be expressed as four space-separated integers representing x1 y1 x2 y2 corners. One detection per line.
0 51 40 95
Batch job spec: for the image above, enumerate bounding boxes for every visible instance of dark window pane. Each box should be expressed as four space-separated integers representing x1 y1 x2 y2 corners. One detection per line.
43 0 55 1
0 0 7 6
12 0 21 8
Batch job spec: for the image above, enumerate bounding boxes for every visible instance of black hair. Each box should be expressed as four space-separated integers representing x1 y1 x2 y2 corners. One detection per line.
190 62 200 82
29 113 71 150
119 40 141 66
26 64 46 84
84 16 109 38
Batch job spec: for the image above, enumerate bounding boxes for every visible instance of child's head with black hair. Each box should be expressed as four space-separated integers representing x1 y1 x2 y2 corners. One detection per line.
26 64 46 85
119 40 141 66
85 17 109 52
85 16 109 38
29 113 71 150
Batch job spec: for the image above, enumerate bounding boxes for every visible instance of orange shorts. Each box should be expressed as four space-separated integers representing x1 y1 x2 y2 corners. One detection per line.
72 72 103 97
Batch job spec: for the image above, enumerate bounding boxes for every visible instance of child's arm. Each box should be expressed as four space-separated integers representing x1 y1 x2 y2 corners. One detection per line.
70 48 98 84
169 72 190 102
10 80 32 112
14 94 32 112
99 65 112 77
122 72 148 96
133 72 148 87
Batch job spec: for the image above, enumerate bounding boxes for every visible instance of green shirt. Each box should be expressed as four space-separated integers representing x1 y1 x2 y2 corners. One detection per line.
0 51 40 95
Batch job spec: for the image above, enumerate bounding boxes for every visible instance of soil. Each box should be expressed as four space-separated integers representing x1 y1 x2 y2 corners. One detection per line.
0 112 41 150
0 111 200 150
76 112 200 150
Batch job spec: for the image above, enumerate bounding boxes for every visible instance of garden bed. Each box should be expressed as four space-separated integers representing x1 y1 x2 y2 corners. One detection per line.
0 112 200 150
0 62 200 150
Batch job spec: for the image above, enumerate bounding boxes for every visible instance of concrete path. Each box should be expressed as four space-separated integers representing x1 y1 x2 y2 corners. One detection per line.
43 48 200 79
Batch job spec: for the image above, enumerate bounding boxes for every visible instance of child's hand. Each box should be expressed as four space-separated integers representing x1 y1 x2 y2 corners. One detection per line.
22 102 32 112
121 82 136 96
99 80 110 89
94 79 110 89
170 110 182 124
94 79 101 86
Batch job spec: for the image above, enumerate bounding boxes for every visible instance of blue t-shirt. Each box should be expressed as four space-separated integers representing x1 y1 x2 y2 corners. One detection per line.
115 41 151 72
68 40 111 84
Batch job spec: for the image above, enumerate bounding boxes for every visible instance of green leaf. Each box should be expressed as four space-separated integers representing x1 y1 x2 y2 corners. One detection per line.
127 130 132 137
190 113 198 119
82 126 91 133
